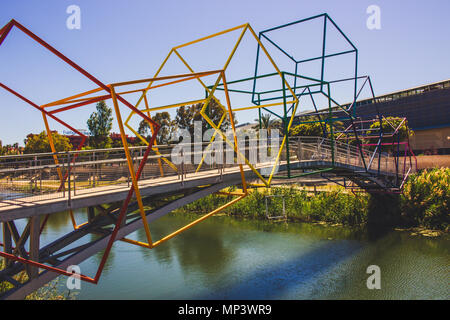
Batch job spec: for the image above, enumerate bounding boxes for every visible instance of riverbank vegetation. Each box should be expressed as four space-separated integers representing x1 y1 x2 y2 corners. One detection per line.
177 186 369 226
0 260 75 300
400 167 449 231
176 167 449 232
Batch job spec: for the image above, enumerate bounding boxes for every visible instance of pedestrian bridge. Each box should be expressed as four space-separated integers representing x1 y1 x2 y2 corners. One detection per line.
0 137 413 299
0 136 408 219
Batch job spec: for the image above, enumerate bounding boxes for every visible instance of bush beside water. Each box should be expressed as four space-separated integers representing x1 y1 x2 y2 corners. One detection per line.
178 167 449 231
178 186 369 226
401 167 449 231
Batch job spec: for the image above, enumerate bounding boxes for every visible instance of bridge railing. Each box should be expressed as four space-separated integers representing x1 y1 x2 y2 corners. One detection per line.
292 136 416 180
0 136 416 203
0 140 262 202
293 136 398 174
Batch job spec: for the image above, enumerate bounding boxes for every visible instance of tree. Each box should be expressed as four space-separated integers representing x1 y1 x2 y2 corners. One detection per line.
255 113 278 134
175 99 236 137
290 122 323 137
87 101 113 149
366 117 414 152
367 117 412 141
0 142 22 155
174 105 193 134
290 116 344 138
138 111 175 145
24 131 72 154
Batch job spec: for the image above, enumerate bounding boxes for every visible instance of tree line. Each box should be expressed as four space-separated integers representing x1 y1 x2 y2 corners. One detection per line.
19 99 234 154
2 99 411 155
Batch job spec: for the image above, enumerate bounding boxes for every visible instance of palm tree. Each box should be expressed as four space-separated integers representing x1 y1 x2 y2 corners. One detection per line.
255 113 276 134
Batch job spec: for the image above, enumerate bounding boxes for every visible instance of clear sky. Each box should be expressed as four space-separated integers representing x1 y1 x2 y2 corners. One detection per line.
0 0 449 145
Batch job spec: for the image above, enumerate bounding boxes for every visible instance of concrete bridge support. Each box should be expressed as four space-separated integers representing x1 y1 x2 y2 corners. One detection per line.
367 193 402 239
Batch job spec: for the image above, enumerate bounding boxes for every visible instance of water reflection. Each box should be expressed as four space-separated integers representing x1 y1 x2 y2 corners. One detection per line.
198 239 363 299
45 210 80 233
2 206 448 299
321 230 449 300
135 213 236 278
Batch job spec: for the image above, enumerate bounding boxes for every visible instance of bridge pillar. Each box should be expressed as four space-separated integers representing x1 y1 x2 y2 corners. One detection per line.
87 206 96 223
2 222 12 267
367 193 401 239
29 216 40 279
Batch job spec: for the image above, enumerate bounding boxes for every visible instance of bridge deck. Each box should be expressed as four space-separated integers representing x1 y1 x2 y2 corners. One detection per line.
0 164 245 222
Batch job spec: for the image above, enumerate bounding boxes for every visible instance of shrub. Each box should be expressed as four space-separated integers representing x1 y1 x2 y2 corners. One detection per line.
401 167 450 230
177 186 368 226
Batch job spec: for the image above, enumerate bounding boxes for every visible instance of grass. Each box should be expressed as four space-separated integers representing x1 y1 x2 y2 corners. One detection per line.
177 167 449 232
176 185 369 226
414 155 450 170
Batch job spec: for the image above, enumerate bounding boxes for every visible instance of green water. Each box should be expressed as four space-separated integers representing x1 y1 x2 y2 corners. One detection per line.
6 209 450 299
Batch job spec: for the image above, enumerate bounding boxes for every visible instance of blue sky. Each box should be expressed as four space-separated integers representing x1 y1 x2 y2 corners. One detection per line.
0 0 449 145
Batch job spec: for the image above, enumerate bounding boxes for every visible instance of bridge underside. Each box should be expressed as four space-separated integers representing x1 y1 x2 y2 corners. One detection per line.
0 182 233 299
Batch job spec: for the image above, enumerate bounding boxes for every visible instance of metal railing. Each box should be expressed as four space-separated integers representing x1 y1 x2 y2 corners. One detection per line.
0 140 269 203
292 136 415 178
0 136 415 204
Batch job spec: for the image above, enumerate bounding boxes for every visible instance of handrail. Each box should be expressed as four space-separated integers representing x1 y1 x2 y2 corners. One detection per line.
0 136 414 203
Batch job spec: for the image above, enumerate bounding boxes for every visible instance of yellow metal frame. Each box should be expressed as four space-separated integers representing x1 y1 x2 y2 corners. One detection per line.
126 23 299 187
106 70 248 249
68 209 88 230
37 22 299 250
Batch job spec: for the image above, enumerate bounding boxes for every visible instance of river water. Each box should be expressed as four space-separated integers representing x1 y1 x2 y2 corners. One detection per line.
3 208 449 299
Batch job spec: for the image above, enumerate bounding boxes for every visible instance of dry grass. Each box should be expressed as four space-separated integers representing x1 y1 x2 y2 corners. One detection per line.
414 155 450 170
397 155 450 170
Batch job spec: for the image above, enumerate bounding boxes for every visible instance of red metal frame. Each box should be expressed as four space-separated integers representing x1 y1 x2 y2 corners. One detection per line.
0 19 161 284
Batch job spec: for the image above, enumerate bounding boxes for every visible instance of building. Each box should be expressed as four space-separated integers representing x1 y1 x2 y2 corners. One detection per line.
65 132 138 148
64 134 85 148
294 79 450 155
109 133 137 145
